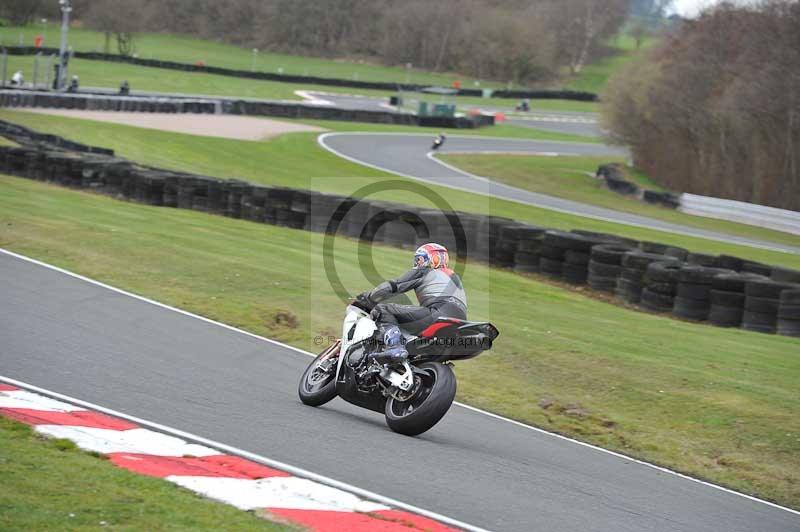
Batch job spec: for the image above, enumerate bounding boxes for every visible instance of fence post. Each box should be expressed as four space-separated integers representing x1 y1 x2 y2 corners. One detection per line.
33 53 41 88
45 54 55 90
1 49 7 87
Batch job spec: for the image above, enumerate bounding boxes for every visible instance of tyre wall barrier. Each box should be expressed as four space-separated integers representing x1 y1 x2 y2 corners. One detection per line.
1 89 494 129
596 163 681 210
0 134 797 338
2 46 598 102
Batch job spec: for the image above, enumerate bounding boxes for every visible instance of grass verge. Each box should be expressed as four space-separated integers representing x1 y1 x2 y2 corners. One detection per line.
1 109 798 270
0 415 290 530
438 153 800 249
1 175 798 508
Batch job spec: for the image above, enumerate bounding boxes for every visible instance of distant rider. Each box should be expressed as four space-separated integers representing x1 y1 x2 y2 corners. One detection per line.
357 243 467 364
432 132 446 150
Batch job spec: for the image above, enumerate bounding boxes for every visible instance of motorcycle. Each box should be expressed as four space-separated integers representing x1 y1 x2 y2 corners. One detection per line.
431 135 446 151
298 300 499 435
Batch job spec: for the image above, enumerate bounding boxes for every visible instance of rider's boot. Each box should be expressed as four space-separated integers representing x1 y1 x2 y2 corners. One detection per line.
370 325 408 365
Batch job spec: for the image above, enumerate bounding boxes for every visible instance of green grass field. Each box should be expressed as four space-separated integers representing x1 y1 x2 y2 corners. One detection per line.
2 109 798 270
0 416 290 530
1 174 798 508
4 54 600 114
1 23 493 87
566 34 656 94
438 154 800 249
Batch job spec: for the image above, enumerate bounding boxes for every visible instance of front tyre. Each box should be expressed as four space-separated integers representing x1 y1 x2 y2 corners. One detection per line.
384 362 456 436
298 341 340 407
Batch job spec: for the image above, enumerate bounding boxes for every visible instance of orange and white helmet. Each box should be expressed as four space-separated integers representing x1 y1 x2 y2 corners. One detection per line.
413 243 449 269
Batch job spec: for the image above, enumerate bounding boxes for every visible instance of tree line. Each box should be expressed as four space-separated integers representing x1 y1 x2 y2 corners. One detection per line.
603 0 800 211
2 0 645 84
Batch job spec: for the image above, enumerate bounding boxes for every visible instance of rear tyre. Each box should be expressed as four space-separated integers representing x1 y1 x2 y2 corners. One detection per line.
385 362 456 436
298 341 340 407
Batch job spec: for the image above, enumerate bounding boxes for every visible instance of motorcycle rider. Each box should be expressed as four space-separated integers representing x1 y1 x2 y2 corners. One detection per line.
432 132 446 150
357 243 467 364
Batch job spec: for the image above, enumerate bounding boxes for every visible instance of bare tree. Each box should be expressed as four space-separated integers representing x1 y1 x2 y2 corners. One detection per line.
547 0 628 74
84 0 144 56
0 0 45 26
603 0 800 210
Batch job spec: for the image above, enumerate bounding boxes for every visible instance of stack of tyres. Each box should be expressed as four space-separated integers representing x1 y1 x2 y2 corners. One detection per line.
385 209 423 249
288 190 312 230
134 170 165 206
513 225 547 274
588 244 634 292
639 241 688 261
539 231 606 283
366 202 398 243
714 255 746 271
100 161 132 198
538 231 567 278
453 213 482 262
741 261 772 277
308 192 346 234
268 187 294 227
742 280 800 334
686 252 718 267
176 176 197 209
562 248 591 284
240 185 270 222
708 273 767 327
617 252 679 303
641 261 684 312
771 267 800 283
673 266 733 321
478 216 513 266
0 146 12 173
162 174 181 208
206 179 227 215
777 289 800 337
189 177 213 213
222 180 246 218
494 224 526 269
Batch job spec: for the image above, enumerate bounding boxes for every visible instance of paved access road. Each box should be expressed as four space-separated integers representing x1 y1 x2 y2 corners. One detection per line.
320 133 800 254
2 252 798 532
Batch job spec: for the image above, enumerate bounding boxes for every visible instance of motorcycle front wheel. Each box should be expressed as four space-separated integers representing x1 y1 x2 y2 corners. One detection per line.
298 341 340 407
384 362 456 436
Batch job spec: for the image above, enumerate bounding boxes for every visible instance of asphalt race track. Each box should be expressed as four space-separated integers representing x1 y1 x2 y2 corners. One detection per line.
320 133 800 254
2 251 798 532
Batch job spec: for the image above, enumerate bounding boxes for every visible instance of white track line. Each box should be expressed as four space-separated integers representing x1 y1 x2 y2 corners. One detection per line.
1 247 798 517
316 132 795 254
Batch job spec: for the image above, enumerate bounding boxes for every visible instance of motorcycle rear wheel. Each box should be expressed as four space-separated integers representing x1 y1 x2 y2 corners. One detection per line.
298 341 340 407
384 362 456 436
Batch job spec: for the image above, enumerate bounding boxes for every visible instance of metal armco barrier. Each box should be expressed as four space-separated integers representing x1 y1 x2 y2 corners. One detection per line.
680 193 800 236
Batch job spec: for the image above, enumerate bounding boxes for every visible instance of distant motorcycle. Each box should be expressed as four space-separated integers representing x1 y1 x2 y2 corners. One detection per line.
298 299 499 435
431 134 446 151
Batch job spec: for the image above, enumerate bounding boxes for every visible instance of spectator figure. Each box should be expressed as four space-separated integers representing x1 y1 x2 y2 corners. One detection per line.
119 80 130 95
67 75 80 93
11 70 24 87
